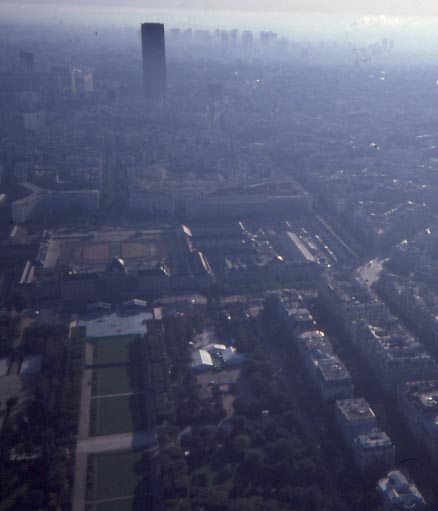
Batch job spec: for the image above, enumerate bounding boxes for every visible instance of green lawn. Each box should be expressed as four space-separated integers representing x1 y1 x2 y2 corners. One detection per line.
92 365 143 397
90 394 145 436
87 450 149 502
90 336 141 366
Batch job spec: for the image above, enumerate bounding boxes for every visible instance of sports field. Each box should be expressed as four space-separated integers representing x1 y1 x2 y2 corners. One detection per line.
82 243 111 261
73 239 161 266
48 228 177 276
91 336 141 366
67 232 171 269
86 450 151 508
121 242 152 259
91 364 143 397
90 395 146 436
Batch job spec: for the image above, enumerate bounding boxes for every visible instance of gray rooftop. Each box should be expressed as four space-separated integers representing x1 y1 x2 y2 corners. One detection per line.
336 397 376 423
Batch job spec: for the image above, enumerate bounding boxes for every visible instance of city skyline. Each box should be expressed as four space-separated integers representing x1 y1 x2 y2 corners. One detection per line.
1 0 438 17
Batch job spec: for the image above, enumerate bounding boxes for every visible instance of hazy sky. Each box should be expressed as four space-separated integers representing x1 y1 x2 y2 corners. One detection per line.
0 0 437 17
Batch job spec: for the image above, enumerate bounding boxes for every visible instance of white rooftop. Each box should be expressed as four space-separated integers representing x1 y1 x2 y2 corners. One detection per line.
192 349 214 368
79 312 153 338
121 299 148 309
298 330 325 340
203 344 227 353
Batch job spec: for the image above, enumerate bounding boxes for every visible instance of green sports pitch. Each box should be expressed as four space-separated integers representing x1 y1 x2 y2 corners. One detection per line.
90 335 141 366
91 364 143 397
90 394 146 437
86 450 152 510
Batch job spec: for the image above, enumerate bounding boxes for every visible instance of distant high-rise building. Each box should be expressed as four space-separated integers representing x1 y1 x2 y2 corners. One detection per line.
170 28 181 39
19 51 34 73
72 69 93 94
242 31 254 48
51 65 73 92
141 23 166 98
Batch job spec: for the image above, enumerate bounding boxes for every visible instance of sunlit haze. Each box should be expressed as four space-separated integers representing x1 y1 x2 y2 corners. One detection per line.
2 0 438 51
2 0 438 16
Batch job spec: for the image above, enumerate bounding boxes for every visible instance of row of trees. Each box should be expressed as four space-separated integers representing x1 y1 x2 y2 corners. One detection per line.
0 313 19 356
0 322 85 510
262 300 387 511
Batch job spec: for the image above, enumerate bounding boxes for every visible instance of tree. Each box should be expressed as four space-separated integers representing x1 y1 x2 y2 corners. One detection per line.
47 462 67 491
243 448 264 474
267 438 295 464
27 489 45 509
165 499 192 511
191 470 209 487
7 290 29 313
295 457 320 485
232 434 250 456
0 314 18 355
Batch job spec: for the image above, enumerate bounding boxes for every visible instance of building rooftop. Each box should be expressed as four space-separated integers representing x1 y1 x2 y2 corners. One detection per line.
324 271 384 308
203 344 228 352
358 321 434 364
121 299 148 310
276 289 305 311
79 311 153 338
399 380 438 421
191 349 214 368
367 321 416 347
221 346 239 363
87 302 112 312
298 330 334 360
292 308 316 325
318 357 352 383
336 397 376 423
354 428 393 450
377 470 426 510
282 231 316 263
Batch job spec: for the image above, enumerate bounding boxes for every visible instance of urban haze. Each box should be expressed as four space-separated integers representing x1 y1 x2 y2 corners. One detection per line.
0 2 437 511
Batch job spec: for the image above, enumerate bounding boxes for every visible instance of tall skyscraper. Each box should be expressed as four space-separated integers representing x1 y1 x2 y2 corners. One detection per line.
141 23 166 98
